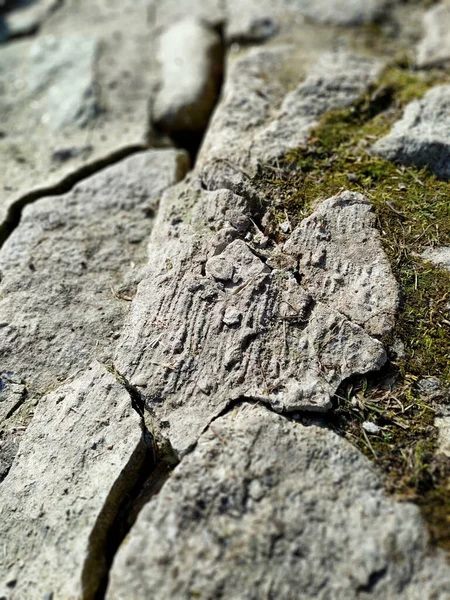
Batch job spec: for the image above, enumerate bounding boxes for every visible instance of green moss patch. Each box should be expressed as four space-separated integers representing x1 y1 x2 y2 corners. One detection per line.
253 64 450 551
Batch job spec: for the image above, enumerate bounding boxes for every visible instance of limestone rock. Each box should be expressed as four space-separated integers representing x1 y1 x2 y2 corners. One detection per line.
197 49 384 192
0 362 152 600
284 191 398 337
416 2 450 69
106 404 450 600
422 246 450 271
371 85 450 180
115 187 395 455
436 417 450 458
152 18 223 134
0 150 188 401
0 0 161 230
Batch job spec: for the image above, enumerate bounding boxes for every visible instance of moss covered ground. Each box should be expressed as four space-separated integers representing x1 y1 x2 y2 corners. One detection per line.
253 62 450 551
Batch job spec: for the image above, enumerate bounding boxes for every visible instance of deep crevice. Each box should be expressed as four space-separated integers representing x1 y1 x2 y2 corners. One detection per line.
0 143 148 248
81 368 179 600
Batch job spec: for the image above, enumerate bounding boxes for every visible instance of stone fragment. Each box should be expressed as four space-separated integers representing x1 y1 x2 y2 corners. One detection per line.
106 405 450 600
416 2 450 69
284 191 398 337
422 246 450 271
436 416 450 458
0 362 152 600
362 420 381 434
372 85 450 180
152 18 223 134
0 150 188 400
115 187 395 455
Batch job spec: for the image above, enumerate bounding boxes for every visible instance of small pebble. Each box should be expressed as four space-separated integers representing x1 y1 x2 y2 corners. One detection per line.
362 421 381 435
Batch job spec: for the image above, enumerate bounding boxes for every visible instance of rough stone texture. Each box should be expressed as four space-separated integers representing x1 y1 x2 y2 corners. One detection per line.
106 404 450 600
152 18 223 134
0 362 152 600
0 0 161 230
372 85 450 180
0 371 25 424
422 246 450 271
416 2 450 69
197 48 384 192
0 149 188 401
115 188 396 455
283 192 398 337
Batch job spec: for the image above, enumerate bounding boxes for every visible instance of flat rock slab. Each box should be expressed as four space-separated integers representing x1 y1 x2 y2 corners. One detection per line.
115 187 397 455
106 404 450 600
371 84 450 180
197 48 383 192
0 149 188 401
0 0 160 230
0 362 151 600
416 2 450 68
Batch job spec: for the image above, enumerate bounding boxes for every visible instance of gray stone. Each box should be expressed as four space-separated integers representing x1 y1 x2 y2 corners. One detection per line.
0 0 163 230
422 246 450 271
106 405 450 600
27 33 99 129
152 18 223 134
283 191 398 337
0 362 152 600
417 2 450 69
372 85 450 180
0 150 188 401
115 188 395 455
436 416 450 458
197 49 384 192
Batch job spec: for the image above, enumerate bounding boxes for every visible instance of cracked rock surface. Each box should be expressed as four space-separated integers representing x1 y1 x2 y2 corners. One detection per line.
0 362 152 600
2 0 450 596
106 404 450 600
115 186 396 454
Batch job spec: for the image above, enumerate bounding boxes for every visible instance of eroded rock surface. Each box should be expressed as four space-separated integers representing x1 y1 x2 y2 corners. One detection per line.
197 48 384 192
0 362 152 600
372 85 450 180
106 404 450 600
0 149 188 401
114 186 396 455
0 0 161 230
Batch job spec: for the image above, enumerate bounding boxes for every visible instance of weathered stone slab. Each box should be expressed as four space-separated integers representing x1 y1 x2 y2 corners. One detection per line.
114 188 396 455
106 404 450 600
372 85 450 180
0 149 188 401
152 18 223 135
0 0 161 230
197 49 384 192
0 362 152 600
416 2 450 69
284 191 398 337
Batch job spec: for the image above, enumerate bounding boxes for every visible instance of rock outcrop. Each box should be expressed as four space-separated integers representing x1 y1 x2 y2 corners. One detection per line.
1 0 450 597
